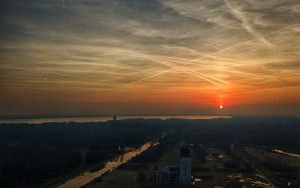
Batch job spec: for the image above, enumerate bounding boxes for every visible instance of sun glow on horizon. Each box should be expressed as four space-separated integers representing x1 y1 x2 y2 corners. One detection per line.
0 0 299 116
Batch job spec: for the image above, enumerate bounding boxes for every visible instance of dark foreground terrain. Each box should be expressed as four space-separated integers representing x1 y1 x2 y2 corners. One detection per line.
1 117 299 188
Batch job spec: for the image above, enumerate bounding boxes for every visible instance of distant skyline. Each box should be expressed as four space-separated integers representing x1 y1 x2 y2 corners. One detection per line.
1 0 299 117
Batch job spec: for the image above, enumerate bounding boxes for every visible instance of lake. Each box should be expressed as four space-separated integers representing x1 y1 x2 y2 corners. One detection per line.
0 115 231 124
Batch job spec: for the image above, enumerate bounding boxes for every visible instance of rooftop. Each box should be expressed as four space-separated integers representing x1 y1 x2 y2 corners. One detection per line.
180 145 191 158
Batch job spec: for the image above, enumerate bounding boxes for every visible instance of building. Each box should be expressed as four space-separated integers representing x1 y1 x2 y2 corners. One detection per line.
156 145 192 185
179 145 192 184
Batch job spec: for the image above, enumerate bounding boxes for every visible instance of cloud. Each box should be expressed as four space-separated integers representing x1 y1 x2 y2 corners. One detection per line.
266 61 300 70
0 0 299 115
224 0 272 47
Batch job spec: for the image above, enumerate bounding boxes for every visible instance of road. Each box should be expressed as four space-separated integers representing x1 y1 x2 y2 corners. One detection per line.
57 142 158 188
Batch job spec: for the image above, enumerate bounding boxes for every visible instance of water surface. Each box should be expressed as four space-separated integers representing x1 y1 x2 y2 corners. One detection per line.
0 115 231 124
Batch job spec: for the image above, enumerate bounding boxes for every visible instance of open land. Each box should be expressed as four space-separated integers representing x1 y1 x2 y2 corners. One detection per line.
1 117 299 188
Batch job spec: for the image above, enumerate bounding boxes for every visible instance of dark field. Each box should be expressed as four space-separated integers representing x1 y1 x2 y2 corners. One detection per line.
1 117 300 188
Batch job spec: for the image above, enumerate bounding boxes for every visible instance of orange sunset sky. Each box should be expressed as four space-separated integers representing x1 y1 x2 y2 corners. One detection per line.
0 0 299 116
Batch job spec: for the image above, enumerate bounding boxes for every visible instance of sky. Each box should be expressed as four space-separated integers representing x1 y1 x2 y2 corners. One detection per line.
0 0 299 117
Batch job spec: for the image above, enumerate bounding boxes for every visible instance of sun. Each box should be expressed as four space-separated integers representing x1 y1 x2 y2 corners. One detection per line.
219 105 223 109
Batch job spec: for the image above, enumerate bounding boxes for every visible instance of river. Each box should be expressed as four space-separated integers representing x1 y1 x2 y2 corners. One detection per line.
0 115 231 124
57 142 158 188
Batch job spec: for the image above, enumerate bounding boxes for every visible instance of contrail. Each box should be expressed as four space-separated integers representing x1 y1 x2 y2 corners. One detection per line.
120 35 260 87
119 38 258 87
119 23 292 88
119 67 176 88
224 0 272 47
114 4 297 88
109 21 295 88
118 2 297 89
125 50 224 85
110 3 225 85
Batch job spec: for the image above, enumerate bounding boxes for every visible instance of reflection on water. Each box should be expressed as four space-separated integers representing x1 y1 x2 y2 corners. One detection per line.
0 115 232 124
57 142 158 188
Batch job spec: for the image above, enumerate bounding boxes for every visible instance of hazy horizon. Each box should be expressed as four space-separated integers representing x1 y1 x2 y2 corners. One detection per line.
1 0 299 117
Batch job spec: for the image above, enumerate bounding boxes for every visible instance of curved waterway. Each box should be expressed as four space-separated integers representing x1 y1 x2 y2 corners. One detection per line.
57 142 158 188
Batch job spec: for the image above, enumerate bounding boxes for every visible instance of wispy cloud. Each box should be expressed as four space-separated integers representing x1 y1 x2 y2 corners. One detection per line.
0 0 299 115
224 0 272 47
